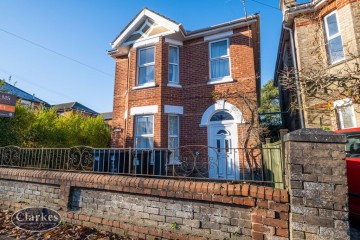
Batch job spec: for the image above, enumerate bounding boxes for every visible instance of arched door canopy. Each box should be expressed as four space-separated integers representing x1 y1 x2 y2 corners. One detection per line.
200 100 244 127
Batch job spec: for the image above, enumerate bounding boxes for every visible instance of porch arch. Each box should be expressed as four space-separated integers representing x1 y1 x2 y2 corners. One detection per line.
200 100 244 127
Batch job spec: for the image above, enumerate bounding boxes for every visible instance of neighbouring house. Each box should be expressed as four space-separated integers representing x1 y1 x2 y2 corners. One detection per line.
52 102 98 117
0 82 49 108
275 0 360 131
108 8 261 179
100 112 113 127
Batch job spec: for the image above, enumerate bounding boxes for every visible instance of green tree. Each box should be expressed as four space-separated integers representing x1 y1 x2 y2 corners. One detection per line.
0 104 111 148
259 79 280 113
259 79 282 141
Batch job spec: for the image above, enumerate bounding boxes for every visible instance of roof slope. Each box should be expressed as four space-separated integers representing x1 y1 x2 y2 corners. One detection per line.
100 112 112 120
52 102 98 115
0 82 49 105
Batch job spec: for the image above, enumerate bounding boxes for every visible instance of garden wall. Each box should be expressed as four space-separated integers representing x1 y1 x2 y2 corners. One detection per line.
0 168 289 240
0 128 351 239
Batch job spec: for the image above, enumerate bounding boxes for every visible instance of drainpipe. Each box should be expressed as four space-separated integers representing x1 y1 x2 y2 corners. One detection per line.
283 24 305 129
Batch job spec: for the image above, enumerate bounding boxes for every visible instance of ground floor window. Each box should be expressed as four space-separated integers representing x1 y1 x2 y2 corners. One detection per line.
134 115 154 148
335 99 357 129
168 115 180 163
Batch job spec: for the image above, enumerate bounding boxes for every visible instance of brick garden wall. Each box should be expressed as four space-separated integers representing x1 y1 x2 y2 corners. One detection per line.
0 168 289 240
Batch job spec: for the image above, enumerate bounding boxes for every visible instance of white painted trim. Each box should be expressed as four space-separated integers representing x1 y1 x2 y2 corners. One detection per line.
200 100 244 127
207 123 240 180
334 98 357 129
168 45 180 84
165 38 183 46
204 30 233 41
334 98 353 108
112 11 146 48
164 105 184 115
130 105 158 115
145 9 180 32
124 110 128 119
111 8 180 48
207 77 234 85
187 19 256 40
131 37 160 49
168 114 180 164
136 46 156 87
208 38 231 81
324 10 345 64
167 83 182 88
132 82 157 90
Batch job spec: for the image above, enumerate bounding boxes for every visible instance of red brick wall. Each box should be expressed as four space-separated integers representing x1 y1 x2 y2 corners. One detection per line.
0 168 290 239
111 26 259 148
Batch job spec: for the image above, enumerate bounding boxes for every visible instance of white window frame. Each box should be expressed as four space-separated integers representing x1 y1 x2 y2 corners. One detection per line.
137 46 156 87
208 38 232 83
324 11 345 64
334 99 357 129
168 45 180 85
134 115 154 149
168 114 180 164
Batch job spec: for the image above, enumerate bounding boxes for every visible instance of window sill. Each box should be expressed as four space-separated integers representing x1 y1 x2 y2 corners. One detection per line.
132 82 157 90
207 77 234 85
329 58 346 67
167 83 182 88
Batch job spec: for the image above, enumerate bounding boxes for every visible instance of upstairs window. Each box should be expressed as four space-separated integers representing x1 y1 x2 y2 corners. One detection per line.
324 11 345 64
137 47 155 85
209 39 230 80
168 46 179 84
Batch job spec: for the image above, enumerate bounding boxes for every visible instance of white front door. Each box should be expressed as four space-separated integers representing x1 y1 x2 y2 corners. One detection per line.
208 124 239 180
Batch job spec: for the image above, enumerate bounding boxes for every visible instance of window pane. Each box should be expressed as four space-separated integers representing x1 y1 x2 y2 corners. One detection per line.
328 36 344 63
135 116 153 135
169 137 179 161
138 66 154 84
341 106 356 129
135 137 153 149
168 64 179 83
211 40 228 58
169 115 179 135
169 46 178 64
345 135 360 157
225 139 229 153
210 111 234 121
169 137 179 149
139 47 154 65
326 13 339 37
211 58 230 79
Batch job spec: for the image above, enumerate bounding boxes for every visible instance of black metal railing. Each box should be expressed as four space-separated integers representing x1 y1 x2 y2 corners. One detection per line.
0 145 283 186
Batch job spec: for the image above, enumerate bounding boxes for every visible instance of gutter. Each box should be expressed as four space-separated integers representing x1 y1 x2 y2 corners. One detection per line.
285 0 329 20
282 24 305 129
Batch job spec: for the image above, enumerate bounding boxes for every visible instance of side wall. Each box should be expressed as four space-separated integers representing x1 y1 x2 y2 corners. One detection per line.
0 168 289 240
293 0 360 130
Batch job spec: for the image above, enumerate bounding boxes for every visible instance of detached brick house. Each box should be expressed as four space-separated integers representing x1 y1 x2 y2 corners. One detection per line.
275 0 360 131
108 8 261 179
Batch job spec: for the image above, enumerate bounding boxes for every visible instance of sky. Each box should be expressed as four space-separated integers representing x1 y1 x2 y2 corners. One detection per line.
0 0 291 113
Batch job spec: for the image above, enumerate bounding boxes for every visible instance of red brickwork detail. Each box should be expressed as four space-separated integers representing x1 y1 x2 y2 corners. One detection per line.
0 168 290 239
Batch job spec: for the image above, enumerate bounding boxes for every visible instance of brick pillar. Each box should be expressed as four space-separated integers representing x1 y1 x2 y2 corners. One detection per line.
284 129 350 239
